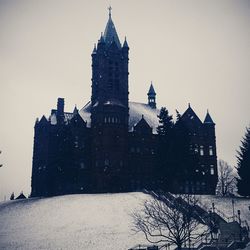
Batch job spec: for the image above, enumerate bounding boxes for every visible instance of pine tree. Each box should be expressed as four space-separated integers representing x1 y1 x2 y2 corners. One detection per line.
156 107 174 189
157 107 174 136
237 126 250 196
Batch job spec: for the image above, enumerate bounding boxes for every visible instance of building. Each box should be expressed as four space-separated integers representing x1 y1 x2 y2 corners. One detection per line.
31 9 217 197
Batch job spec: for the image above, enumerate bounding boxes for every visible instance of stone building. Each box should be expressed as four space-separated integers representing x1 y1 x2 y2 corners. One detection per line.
31 10 217 197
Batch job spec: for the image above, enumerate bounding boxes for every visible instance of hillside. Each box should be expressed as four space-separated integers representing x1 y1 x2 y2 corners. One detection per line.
0 193 250 250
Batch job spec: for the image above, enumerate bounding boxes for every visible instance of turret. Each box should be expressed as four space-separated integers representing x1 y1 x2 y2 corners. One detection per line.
147 82 156 109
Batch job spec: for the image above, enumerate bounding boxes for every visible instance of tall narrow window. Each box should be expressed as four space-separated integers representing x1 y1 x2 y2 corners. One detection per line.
209 146 213 156
210 165 214 175
194 144 199 154
200 145 204 156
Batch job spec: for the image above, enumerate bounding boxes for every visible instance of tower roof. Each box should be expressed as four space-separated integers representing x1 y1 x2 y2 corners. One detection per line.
123 37 129 48
147 82 156 95
103 7 121 48
204 110 215 124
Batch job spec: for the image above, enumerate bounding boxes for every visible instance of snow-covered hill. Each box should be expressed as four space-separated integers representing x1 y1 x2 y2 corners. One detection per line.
0 192 250 250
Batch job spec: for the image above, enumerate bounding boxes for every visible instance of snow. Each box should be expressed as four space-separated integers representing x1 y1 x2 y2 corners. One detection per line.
79 101 160 133
1 193 249 250
0 192 148 250
198 195 250 223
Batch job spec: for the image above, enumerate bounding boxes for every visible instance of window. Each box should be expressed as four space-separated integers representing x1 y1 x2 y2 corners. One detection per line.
104 117 107 123
80 162 85 169
200 145 204 156
194 144 199 154
210 165 214 175
209 146 213 156
104 159 109 166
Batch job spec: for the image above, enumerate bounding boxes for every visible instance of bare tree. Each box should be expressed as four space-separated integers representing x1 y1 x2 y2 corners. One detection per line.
132 193 208 250
216 160 236 196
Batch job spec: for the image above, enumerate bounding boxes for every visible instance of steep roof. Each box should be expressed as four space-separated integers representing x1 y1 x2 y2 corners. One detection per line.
78 101 160 134
103 10 121 48
180 104 203 125
204 111 215 124
147 83 156 95
15 193 27 200
133 115 152 134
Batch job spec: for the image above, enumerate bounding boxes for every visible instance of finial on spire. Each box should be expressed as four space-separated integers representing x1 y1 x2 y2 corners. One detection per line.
108 6 112 18
188 103 191 108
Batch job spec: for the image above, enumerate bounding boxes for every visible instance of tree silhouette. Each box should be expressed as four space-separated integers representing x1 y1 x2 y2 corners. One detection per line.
237 126 250 196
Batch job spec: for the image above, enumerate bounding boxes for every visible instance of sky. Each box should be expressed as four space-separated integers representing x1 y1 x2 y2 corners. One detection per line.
0 0 249 200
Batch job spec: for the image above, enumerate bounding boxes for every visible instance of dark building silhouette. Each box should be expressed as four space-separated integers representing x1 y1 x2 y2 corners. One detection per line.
31 10 218 197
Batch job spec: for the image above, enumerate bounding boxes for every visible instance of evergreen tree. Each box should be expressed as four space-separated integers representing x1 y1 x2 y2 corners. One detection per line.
175 109 181 122
157 107 174 136
156 107 174 189
237 126 250 196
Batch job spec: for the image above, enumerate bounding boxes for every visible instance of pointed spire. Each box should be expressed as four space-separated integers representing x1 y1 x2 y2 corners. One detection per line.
99 32 105 43
92 43 97 54
204 110 215 124
108 5 112 18
40 115 48 124
147 82 156 109
73 105 78 115
147 82 156 95
103 7 121 48
123 36 129 48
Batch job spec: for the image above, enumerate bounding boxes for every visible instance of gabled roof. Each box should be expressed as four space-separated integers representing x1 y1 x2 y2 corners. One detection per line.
147 83 156 95
103 11 121 48
179 104 203 126
204 111 215 124
134 115 151 129
16 193 27 200
133 115 152 134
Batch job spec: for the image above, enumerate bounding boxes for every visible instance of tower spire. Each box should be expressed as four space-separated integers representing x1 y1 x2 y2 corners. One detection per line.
103 7 121 48
108 6 112 18
147 81 156 109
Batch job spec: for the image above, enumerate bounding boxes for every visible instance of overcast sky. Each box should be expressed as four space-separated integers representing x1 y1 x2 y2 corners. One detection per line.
0 0 249 199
